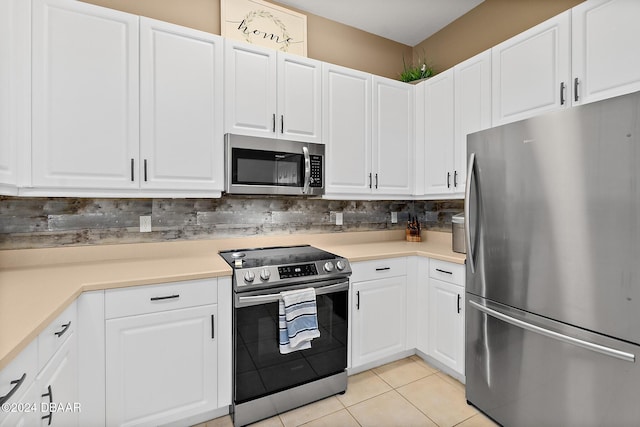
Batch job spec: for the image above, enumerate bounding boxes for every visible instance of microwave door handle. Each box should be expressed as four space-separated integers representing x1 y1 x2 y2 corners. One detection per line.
302 146 311 194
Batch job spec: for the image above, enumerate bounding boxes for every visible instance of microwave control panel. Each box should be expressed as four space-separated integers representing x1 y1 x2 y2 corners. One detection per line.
310 155 323 187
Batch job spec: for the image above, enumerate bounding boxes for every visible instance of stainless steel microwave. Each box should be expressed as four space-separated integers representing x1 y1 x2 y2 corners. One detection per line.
225 134 325 196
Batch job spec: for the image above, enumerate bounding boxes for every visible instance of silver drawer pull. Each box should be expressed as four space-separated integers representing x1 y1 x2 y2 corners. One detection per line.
150 294 180 302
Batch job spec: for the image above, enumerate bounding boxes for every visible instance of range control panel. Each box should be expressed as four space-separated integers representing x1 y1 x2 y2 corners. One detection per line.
278 264 318 279
310 155 323 188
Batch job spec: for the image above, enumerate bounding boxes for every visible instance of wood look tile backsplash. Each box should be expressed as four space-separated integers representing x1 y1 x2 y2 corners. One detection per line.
0 196 463 249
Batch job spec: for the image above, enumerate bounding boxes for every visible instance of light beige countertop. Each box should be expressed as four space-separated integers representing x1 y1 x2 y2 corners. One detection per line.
0 230 464 370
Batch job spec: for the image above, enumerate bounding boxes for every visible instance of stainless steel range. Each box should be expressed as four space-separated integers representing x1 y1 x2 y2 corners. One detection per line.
219 245 351 427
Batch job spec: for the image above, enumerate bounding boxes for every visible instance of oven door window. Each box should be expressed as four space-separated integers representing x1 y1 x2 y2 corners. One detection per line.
232 148 304 187
234 291 348 404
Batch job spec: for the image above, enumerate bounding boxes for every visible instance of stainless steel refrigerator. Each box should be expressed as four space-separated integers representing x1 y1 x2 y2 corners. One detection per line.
465 90 640 426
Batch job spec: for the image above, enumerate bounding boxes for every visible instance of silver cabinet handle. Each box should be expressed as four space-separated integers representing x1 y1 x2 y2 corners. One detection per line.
469 300 635 363
465 152 476 273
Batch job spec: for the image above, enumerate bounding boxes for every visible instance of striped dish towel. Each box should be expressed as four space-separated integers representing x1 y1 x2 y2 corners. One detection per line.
278 287 320 354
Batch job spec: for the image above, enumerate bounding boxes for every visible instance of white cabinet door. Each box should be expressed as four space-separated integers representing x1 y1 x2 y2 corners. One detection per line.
106 304 218 427
32 0 139 189
224 40 277 138
572 0 640 105
428 279 464 376
140 17 224 191
277 52 322 143
323 64 372 195
424 69 455 195
0 382 39 427
372 77 414 195
492 11 570 126
37 334 78 427
0 0 29 195
351 276 407 368
454 50 491 193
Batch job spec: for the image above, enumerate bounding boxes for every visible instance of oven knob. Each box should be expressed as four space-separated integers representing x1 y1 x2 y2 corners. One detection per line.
260 269 271 281
336 260 346 271
323 261 335 272
243 271 255 283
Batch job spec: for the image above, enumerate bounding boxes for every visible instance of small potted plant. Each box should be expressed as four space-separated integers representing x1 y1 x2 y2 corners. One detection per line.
399 54 434 84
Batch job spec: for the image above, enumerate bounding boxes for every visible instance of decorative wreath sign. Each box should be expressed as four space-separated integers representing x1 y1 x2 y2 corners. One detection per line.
221 0 308 56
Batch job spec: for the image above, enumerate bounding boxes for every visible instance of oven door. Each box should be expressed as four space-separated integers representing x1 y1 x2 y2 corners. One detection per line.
233 280 348 405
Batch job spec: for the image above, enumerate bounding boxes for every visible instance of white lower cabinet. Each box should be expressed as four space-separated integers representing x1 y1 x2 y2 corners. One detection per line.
37 333 78 427
350 258 408 370
106 305 218 427
0 302 78 427
103 277 230 427
427 260 465 378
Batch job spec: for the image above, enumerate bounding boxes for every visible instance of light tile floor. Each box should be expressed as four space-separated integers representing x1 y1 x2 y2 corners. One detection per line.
195 356 499 427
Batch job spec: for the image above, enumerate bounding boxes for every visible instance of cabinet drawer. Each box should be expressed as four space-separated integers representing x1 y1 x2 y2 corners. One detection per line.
38 300 77 370
0 341 37 407
351 257 407 283
429 259 465 286
105 278 217 319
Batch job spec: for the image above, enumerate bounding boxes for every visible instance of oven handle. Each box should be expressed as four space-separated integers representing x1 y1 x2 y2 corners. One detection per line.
236 280 349 307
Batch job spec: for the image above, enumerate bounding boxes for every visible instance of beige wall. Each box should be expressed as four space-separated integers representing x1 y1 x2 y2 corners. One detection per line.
414 0 585 73
80 0 586 79
80 0 412 79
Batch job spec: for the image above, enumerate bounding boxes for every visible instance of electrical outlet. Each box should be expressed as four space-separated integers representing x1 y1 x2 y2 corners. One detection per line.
140 216 152 232
391 212 398 224
335 212 343 226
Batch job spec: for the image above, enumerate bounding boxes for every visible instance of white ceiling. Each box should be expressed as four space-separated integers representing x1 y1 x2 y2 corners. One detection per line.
272 0 485 46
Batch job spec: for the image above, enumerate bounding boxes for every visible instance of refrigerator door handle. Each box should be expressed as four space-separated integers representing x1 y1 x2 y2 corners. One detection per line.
469 300 635 363
465 152 476 272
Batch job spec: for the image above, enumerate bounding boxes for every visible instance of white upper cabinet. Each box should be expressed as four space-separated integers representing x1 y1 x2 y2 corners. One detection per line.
225 40 322 143
323 63 372 195
29 0 225 197
278 52 323 143
492 11 571 126
140 17 224 192
31 0 140 190
372 76 414 195
225 41 277 137
454 50 492 193
0 0 29 196
324 66 413 198
571 0 640 106
423 69 455 195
